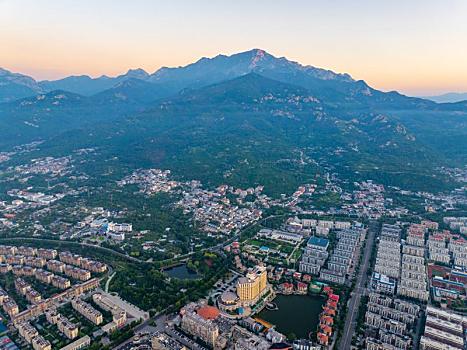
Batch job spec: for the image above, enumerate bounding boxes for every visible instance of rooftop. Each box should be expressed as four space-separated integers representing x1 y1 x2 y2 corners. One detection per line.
307 236 329 248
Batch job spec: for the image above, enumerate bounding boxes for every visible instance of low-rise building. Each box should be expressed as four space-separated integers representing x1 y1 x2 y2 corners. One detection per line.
47 259 65 273
51 275 71 289
46 310 79 339
71 298 103 325
60 335 91 350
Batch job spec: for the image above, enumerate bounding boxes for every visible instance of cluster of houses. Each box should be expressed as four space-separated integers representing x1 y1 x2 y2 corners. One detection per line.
13 156 71 177
342 180 389 219
176 182 266 235
317 286 339 347
117 168 179 195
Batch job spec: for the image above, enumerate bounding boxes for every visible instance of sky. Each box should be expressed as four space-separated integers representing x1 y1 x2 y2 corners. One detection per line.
1 0 466 96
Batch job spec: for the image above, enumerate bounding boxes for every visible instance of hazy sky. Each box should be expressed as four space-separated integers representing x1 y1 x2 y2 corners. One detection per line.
1 0 466 96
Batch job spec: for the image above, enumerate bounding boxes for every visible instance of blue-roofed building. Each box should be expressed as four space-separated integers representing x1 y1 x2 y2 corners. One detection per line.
307 237 329 251
299 236 330 275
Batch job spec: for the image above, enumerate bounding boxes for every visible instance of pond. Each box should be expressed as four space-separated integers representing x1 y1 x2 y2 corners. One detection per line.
163 264 200 280
256 294 325 339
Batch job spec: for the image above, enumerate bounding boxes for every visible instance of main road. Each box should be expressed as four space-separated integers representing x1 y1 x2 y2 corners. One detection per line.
338 220 379 350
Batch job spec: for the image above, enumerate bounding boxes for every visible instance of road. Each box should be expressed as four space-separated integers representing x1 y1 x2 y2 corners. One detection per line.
339 220 379 350
105 271 116 292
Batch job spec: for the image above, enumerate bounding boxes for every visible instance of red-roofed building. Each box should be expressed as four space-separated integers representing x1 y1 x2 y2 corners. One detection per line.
320 324 332 335
320 315 334 326
280 282 294 294
296 282 307 293
317 332 329 346
322 307 336 317
196 306 220 320
327 300 338 310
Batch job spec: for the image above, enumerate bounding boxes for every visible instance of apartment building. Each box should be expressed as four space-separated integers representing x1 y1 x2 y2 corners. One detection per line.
37 248 57 260
319 269 345 284
374 239 401 279
420 306 465 350
60 335 91 350
64 265 91 281
180 304 220 348
25 256 46 268
0 263 11 273
93 293 127 333
31 335 52 350
398 242 428 302
71 298 103 325
3 297 19 317
79 258 107 273
16 322 38 343
402 245 425 257
17 246 37 257
371 272 396 295
59 252 82 266
47 259 65 273
15 277 30 295
51 275 71 289
365 293 419 350
299 237 329 275
15 322 51 350
35 269 54 284
365 311 407 335
319 227 364 284
46 310 79 339
0 288 8 304
25 289 42 304
366 303 416 325
6 255 25 265
380 224 401 239
0 245 17 255
12 278 100 324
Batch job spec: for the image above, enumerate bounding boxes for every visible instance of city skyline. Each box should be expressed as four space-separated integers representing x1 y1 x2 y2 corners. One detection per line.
1 0 467 96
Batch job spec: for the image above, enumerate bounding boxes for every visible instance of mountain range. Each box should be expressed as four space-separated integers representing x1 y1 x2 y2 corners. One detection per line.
0 49 466 194
424 92 467 104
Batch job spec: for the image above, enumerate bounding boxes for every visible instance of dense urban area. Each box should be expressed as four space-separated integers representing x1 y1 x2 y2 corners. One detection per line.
0 142 466 350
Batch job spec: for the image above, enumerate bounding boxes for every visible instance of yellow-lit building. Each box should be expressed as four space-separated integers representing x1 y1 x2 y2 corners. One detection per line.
236 265 267 302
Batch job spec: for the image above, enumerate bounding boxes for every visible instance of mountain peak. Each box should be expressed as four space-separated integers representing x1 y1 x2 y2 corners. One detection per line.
248 48 270 68
0 67 11 75
123 68 149 80
0 67 43 102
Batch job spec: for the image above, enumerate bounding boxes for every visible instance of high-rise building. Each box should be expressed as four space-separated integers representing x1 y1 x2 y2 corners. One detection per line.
236 265 267 302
